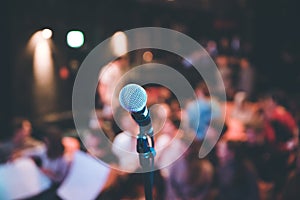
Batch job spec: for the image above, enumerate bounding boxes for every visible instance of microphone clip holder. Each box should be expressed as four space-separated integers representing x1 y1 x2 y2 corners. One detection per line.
137 134 156 168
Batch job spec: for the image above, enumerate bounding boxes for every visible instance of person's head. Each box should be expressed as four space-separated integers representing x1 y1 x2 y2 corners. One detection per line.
220 37 230 49
240 57 250 69
233 91 247 108
12 117 32 144
215 54 229 67
42 126 65 159
195 81 210 98
259 90 286 118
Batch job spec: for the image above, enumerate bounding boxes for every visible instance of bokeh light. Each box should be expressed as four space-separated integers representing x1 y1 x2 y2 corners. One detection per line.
42 28 53 39
67 30 85 48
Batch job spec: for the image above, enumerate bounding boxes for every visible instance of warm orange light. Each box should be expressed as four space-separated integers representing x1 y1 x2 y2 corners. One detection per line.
143 51 153 62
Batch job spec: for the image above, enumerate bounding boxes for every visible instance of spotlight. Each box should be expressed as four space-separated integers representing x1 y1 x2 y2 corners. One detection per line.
42 28 53 39
111 31 128 57
66 30 84 48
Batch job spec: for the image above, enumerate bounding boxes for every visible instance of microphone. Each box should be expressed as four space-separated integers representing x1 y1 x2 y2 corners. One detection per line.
119 84 155 200
119 84 152 129
119 84 154 153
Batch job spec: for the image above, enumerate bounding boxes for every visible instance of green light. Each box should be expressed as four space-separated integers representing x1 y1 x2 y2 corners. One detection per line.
67 30 84 48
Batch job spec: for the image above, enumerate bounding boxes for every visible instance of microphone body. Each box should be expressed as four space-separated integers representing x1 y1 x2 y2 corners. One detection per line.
119 83 155 155
119 84 153 136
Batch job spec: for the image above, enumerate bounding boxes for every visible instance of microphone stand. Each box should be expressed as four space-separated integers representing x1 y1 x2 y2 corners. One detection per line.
137 124 156 200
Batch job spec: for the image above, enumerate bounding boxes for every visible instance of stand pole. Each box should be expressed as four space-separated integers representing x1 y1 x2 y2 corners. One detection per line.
137 134 155 200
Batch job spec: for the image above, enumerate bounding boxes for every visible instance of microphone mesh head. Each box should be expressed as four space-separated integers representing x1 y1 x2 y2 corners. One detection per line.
119 84 147 112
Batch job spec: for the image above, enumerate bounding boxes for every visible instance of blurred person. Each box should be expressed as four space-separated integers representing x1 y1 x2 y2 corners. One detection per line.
40 130 118 200
206 40 218 58
0 141 52 200
259 92 299 196
218 37 232 56
165 140 215 200
230 91 254 123
215 55 235 99
111 107 140 172
244 113 277 200
89 110 121 141
244 115 272 180
186 81 222 140
97 56 129 120
231 36 241 56
39 126 71 185
202 119 228 165
96 57 130 140
83 129 118 165
260 92 298 149
223 91 255 141
169 98 182 120
11 117 45 157
144 86 172 106
61 135 81 158
155 116 187 178
216 139 260 200
237 57 255 99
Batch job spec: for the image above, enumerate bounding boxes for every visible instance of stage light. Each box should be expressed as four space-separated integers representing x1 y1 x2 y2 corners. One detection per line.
33 40 54 86
27 30 54 86
110 31 128 57
42 28 52 39
67 30 84 48
26 29 56 116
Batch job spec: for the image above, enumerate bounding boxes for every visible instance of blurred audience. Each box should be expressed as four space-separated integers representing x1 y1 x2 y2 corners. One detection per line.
238 57 255 100
156 114 187 178
166 140 215 200
0 35 299 200
38 127 71 184
216 139 260 200
0 128 52 200
186 81 222 140
11 117 45 157
259 92 298 196
223 91 255 141
111 108 139 172
215 55 235 99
